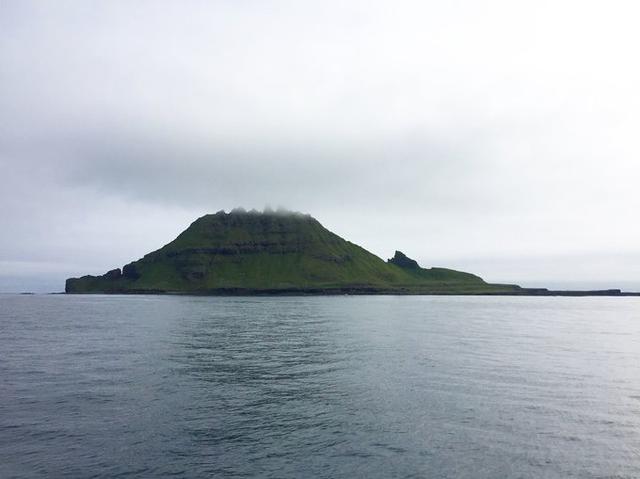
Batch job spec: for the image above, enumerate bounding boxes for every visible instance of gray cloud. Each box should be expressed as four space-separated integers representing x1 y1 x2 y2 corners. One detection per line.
1 0 639 291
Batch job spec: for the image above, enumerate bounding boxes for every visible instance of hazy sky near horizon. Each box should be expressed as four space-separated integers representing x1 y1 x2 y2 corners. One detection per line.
2 0 640 291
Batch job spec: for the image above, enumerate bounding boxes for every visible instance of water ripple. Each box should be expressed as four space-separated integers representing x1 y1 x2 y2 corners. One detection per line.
1 295 640 478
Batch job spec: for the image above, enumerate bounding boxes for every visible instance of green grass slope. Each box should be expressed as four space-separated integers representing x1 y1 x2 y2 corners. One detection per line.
65 210 520 294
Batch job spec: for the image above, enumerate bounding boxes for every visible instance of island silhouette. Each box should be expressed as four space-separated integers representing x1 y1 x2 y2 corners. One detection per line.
66 209 638 296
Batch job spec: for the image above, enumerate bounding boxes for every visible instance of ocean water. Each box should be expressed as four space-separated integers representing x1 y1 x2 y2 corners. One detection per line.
1 295 639 478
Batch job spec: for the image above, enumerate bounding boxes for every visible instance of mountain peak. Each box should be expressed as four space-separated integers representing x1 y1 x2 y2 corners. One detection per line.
388 251 421 269
210 207 312 218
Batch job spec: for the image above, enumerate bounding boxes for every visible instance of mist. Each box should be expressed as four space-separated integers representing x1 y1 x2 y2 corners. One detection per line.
1 0 639 292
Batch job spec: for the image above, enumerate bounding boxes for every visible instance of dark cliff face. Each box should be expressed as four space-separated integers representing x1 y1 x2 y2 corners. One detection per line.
65 209 514 295
388 251 420 269
156 210 345 257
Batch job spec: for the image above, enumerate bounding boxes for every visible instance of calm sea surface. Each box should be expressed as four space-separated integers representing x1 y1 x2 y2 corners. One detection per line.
1 294 639 478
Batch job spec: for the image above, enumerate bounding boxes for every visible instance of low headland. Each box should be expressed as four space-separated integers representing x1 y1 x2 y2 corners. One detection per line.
65 210 639 296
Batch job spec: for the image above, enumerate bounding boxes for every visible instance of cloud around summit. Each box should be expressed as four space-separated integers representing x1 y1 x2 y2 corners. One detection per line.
1 0 640 290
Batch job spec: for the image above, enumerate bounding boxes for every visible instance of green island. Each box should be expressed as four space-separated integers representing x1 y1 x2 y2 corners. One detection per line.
65 209 636 296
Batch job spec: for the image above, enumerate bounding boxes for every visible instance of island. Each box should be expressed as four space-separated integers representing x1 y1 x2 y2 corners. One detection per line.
65 209 638 296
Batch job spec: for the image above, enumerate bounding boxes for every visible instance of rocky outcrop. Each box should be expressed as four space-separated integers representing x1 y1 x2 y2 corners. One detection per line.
388 251 420 269
122 263 140 279
104 268 122 280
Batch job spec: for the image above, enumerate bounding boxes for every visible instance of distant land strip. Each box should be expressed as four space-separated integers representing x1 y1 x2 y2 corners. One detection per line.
66 209 639 297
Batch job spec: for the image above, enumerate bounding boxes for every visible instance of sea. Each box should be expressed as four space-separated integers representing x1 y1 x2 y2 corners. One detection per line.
1 294 639 478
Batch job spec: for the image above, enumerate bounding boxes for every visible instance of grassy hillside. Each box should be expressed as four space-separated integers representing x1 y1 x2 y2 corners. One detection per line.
66 210 520 294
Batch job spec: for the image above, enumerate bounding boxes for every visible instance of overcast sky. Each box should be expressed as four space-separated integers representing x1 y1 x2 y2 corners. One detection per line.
1 0 639 292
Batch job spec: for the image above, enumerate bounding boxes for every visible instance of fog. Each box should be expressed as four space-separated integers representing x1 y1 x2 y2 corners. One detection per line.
1 1 639 291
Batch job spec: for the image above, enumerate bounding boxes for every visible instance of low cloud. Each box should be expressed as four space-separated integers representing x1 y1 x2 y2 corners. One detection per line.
1 0 639 291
